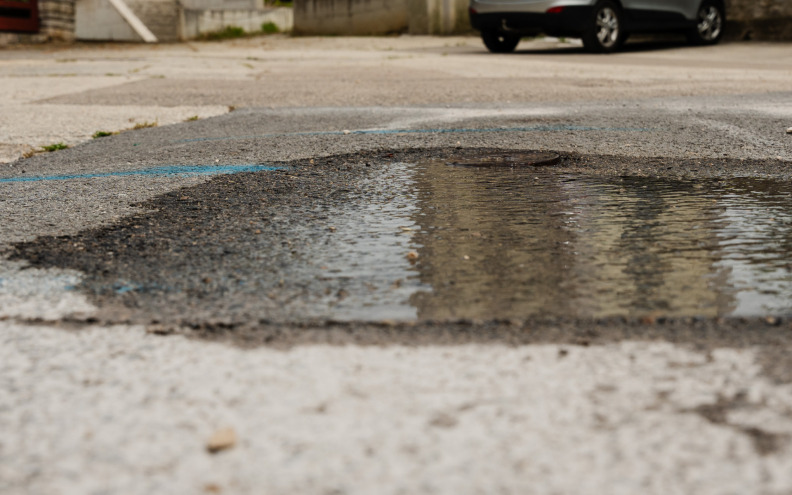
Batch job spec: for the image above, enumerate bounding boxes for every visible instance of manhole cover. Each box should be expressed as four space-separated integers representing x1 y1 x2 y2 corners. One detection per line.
447 151 560 168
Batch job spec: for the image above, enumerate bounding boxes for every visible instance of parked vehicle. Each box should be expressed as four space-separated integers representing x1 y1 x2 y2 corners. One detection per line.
469 0 725 53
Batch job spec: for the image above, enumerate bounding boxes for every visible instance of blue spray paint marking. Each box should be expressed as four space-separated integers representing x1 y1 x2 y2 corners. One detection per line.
0 164 281 184
115 284 139 295
176 125 652 144
111 280 174 295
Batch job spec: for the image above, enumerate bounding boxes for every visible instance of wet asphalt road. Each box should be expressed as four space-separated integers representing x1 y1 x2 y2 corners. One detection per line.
3 37 792 494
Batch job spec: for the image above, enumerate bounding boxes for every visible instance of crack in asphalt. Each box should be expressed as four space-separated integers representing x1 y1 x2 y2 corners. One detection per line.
690 391 791 456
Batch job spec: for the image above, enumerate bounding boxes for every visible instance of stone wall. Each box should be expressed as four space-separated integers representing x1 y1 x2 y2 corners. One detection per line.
725 0 792 41
40 0 75 39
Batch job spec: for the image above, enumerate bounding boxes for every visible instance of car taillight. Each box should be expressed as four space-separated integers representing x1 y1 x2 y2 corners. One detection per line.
546 7 565 13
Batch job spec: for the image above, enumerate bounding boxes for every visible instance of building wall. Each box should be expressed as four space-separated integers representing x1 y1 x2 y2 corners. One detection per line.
75 0 141 41
127 0 181 41
181 7 293 39
408 0 470 35
292 0 469 35
294 0 792 39
75 0 179 41
75 0 292 42
293 0 408 35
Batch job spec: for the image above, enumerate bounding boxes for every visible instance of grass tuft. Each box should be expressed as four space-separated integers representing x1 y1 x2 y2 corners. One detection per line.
41 142 68 152
261 22 279 34
132 121 158 130
202 26 246 41
200 22 283 42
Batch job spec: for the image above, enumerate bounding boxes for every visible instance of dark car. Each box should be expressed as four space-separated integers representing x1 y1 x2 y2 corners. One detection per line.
469 0 725 53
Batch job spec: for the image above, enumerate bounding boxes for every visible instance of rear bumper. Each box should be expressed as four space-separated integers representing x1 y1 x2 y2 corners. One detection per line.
469 7 592 36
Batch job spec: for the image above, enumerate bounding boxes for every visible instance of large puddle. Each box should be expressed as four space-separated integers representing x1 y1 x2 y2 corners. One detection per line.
316 161 792 320
13 157 792 323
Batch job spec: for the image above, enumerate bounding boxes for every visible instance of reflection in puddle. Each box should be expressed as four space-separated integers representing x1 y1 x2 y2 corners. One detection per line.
324 161 792 320
302 162 427 320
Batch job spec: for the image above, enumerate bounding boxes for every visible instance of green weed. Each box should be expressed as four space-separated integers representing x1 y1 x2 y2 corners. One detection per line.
202 26 246 41
261 22 279 34
41 142 68 152
132 121 158 130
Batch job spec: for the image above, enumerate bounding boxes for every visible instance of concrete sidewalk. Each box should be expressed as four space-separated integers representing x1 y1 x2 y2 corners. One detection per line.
3 35 792 163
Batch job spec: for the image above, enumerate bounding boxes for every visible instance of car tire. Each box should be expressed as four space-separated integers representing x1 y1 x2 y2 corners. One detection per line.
481 30 521 53
582 1 625 53
687 0 724 45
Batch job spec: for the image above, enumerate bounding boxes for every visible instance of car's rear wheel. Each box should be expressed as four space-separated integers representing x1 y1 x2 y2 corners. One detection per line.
582 1 625 53
687 0 724 45
481 30 521 53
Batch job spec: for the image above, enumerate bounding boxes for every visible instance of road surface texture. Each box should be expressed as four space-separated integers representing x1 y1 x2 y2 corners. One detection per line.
2 35 792 494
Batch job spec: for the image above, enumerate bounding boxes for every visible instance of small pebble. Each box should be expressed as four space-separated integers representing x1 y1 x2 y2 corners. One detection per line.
787 127 792 134
206 428 237 453
429 413 458 428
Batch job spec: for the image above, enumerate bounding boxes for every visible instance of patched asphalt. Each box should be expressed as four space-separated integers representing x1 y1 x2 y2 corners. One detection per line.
8 145 792 353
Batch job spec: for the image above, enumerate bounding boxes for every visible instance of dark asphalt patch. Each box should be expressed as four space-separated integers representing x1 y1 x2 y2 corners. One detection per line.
9 148 792 362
